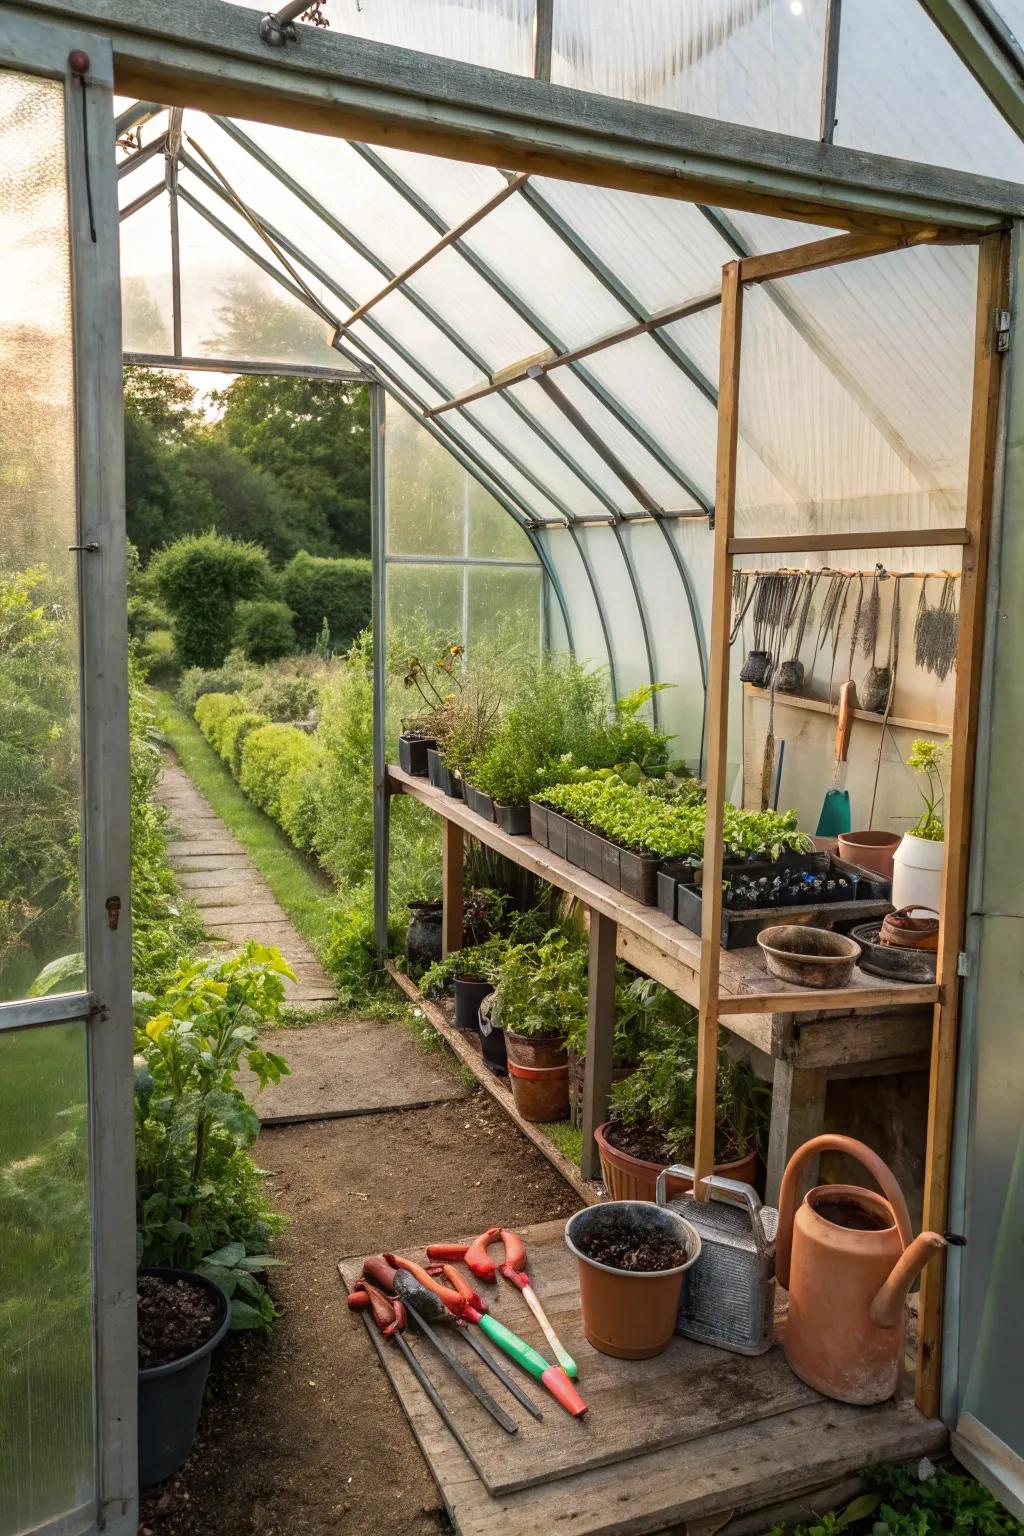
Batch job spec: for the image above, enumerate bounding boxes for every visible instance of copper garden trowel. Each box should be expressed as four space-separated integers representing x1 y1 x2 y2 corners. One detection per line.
815 680 856 837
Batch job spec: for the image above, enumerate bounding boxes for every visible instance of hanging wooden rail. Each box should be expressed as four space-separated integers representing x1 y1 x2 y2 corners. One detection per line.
727 530 971 555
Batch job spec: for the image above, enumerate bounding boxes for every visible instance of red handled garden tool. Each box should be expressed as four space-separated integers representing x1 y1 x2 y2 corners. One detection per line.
391 1247 587 1419
428 1228 578 1380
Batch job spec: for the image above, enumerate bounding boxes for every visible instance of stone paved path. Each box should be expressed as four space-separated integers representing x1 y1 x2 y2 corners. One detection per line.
158 756 336 1008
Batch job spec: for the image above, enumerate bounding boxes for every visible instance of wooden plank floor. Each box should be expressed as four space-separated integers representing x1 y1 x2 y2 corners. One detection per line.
339 1218 946 1533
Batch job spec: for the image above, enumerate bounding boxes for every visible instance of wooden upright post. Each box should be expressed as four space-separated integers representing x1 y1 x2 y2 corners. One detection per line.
581 910 618 1181
441 820 464 957
694 260 744 1200
916 230 1009 1416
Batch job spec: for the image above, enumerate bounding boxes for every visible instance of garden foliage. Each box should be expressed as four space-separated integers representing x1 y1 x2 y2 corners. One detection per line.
151 531 274 668
282 550 372 650
234 597 297 663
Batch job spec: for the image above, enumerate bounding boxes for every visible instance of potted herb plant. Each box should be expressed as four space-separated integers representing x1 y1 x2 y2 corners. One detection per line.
892 738 950 912
564 973 688 1128
421 938 504 1034
489 931 582 1120
399 648 464 776
595 1035 770 1201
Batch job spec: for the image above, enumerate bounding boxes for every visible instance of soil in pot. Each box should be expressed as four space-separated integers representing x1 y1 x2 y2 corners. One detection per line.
596 1120 760 1202
138 1274 218 1369
573 1226 688 1272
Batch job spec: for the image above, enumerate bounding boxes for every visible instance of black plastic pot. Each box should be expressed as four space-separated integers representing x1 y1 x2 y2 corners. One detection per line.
545 808 568 860
565 820 587 870
463 783 495 822
138 1267 230 1488
398 733 435 776
426 748 462 799
478 1004 508 1076
583 827 607 879
618 847 660 906
406 901 443 967
529 801 549 848
496 802 531 837
454 975 493 1032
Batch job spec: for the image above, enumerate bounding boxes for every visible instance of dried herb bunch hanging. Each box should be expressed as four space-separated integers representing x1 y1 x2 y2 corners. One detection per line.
914 575 959 682
774 571 819 694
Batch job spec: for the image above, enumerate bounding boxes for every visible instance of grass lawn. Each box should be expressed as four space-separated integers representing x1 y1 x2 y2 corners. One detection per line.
153 688 335 962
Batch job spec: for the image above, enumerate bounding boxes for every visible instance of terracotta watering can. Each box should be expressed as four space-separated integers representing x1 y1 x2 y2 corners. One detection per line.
776 1135 948 1405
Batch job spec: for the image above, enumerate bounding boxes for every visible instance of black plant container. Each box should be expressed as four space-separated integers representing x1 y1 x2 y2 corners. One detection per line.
657 867 677 920
398 732 436 777
529 801 549 848
583 827 607 879
454 975 493 1032
618 847 660 906
464 783 496 822
565 820 588 870
138 1267 230 1488
426 748 462 799
406 901 443 967
496 802 531 837
478 1006 508 1076
545 808 568 860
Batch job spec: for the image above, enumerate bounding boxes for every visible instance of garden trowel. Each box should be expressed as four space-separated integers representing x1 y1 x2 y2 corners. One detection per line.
816 680 856 837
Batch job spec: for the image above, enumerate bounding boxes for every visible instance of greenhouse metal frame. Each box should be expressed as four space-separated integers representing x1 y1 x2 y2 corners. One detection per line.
3 1 1024 1532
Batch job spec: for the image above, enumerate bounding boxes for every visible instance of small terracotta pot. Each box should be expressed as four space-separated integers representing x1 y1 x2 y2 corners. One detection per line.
594 1122 760 1202
505 1032 568 1122
565 1202 701 1359
837 830 900 880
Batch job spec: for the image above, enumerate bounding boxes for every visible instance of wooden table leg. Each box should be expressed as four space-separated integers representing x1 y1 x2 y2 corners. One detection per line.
765 1060 828 1207
441 820 464 958
581 909 617 1182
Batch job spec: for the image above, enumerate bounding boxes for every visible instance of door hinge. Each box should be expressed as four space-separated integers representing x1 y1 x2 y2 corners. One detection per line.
995 309 1011 354
957 950 971 978
105 895 122 930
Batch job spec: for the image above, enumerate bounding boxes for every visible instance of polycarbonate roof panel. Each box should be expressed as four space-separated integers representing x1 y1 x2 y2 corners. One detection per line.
323 0 534 72
373 146 510 229
551 0 826 139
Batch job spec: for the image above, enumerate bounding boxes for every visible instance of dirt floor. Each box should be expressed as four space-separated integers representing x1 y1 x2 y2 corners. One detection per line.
139 1089 580 1536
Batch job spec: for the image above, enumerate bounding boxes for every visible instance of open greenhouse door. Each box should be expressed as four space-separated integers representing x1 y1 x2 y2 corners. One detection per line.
0 14 136 1536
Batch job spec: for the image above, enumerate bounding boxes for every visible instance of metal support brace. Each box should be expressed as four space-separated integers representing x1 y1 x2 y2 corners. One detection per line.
370 382 389 959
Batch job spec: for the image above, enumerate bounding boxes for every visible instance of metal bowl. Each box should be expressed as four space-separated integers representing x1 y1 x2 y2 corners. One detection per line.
756 924 861 989
850 920 937 983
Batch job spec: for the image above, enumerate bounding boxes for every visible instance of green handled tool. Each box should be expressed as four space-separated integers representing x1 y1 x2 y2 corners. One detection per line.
463 1305 587 1418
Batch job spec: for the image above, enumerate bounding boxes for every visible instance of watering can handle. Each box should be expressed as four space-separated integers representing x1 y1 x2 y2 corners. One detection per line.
775 1135 914 1292
656 1166 770 1256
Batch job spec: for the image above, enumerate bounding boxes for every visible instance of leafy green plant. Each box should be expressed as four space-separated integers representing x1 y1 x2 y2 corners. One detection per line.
233 597 297 663
563 973 692 1067
134 942 293 1328
150 531 274 668
609 1033 770 1163
177 649 257 713
907 738 951 842
769 1461 1023 1536
281 553 372 651
491 929 588 1040
194 690 250 756
468 657 612 806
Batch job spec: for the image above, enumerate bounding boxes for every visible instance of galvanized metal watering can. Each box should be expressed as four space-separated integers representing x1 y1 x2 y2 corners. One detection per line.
657 1168 778 1356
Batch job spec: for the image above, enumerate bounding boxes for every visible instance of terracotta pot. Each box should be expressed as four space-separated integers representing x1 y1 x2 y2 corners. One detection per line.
777 1134 947 1405
595 1121 760 1202
565 1202 701 1359
837 830 900 880
505 1032 568 1122
567 1051 637 1129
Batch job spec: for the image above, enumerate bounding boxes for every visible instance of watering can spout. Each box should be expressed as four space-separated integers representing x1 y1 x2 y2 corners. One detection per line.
869 1231 947 1329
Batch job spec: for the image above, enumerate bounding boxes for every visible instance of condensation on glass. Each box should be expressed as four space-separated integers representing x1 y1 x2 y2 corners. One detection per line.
0 70 96 1536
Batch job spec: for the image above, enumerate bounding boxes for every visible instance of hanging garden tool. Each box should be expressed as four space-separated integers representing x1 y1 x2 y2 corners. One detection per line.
428 1228 578 1380
760 573 803 810
739 572 786 686
862 567 896 714
774 570 818 695
914 573 959 682
815 679 857 837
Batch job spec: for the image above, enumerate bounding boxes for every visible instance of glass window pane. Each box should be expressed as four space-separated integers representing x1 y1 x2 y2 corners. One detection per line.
119 189 173 354
387 562 464 653
467 566 542 654
0 1021 94 1535
0 70 84 1003
467 482 537 561
386 404 466 556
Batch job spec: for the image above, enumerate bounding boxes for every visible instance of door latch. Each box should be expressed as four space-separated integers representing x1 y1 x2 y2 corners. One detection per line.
996 309 1011 354
106 895 122 930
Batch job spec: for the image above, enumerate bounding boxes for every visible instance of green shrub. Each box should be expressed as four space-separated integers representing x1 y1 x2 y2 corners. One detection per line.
239 723 317 826
150 531 273 668
245 668 322 722
282 551 371 650
194 691 250 757
234 598 296 663
220 708 271 778
176 649 257 713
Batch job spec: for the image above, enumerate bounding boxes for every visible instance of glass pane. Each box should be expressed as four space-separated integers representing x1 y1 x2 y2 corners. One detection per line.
387 562 464 654
119 189 173 354
0 71 84 1003
0 1021 95 1535
386 403 466 556
467 565 542 655
467 481 537 561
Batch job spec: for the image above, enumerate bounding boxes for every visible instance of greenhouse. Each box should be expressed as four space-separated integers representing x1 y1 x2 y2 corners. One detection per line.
3 1 1024 1533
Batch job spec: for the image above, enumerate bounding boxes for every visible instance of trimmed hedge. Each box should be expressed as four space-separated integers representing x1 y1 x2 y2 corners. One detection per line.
234 598 296 663
150 532 273 668
239 723 317 828
221 708 270 779
194 691 249 757
282 551 371 650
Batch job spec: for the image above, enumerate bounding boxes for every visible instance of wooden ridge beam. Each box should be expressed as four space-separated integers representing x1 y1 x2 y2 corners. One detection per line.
728 530 971 555
11 0 1024 234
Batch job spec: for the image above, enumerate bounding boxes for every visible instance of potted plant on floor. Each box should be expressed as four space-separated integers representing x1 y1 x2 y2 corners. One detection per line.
564 973 689 1127
421 937 504 1033
892 737 950 912
133 944 293 1481
595 1032 770 1201
489 930 584 1121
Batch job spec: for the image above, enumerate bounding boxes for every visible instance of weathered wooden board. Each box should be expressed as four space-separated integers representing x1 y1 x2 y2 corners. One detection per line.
339 1218 820 1498
237 1021 465 1124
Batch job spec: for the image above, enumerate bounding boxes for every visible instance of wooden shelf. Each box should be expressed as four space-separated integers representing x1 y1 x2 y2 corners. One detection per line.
388 765 941 1018
743 684 949 736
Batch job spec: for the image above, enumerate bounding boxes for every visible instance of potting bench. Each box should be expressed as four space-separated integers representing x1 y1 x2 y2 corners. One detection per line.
386 764 934 1204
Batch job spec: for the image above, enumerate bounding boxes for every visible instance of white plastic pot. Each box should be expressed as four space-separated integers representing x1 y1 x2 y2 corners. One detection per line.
891 833 944 912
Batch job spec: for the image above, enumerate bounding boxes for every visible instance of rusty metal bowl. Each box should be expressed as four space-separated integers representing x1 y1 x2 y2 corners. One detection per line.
757 924 861 989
